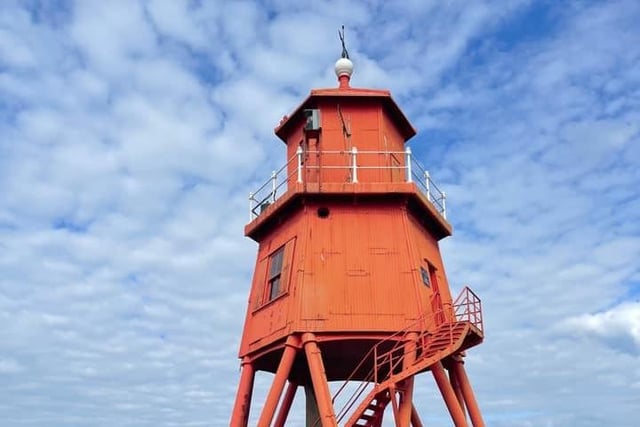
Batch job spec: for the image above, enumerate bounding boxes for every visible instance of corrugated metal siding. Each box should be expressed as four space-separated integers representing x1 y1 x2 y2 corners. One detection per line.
240 210 304 355
241 196 457 358
295 201 423 333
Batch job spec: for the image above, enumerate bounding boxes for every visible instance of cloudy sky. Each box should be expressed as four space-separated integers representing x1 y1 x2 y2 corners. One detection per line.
1 0 639 426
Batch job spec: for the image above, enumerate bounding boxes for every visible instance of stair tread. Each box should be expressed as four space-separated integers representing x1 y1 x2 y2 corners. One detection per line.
367 402 385 409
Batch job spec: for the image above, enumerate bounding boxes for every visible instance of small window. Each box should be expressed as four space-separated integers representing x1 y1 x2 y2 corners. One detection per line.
420 267 431 287
267 246 285 301
253 237 296 311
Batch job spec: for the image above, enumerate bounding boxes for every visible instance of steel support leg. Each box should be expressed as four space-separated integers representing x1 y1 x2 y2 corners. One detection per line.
449 365 466 417
410 404 424 427
230 357 255 427
389 384 401 424
432 362 468 427
257 336 299 427
274 381 298 427
303 333 338 427
451 360 485 427
398 332 418 427
305 385 321 427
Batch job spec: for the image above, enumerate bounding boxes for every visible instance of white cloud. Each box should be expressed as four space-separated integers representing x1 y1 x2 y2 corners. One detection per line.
0 27 37 68
0 357 25 374
561 302 640 355
145 0 211 48
70 1 158 75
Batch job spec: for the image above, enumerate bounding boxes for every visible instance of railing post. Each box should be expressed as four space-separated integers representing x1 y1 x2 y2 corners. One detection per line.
271 170 277 202
405 147 412 183
442 191 447 219
425 171 431 202
249 192 254 221
351 146 358 183
374 347 378 384
296 146 303 183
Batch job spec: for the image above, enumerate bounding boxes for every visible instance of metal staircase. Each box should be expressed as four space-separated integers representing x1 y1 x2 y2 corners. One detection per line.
345 322 471 426
352 391 390 427
322 286 483 427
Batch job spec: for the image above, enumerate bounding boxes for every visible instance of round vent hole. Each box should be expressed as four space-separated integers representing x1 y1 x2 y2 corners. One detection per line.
317 207 330 218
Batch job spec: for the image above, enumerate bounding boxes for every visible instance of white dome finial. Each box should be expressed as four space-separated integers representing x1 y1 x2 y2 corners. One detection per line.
335 57 354 79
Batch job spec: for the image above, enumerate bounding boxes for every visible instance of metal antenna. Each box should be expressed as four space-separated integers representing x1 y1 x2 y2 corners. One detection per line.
339 25 349 59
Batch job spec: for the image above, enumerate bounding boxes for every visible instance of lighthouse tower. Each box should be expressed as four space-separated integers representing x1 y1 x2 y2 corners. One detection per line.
230 50 486 427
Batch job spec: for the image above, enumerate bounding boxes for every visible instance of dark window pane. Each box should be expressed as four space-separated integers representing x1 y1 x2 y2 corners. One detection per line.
269 247 284 279
269 277 281 300
420 267 430 287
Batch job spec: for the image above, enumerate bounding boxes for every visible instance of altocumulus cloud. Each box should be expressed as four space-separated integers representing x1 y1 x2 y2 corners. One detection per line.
561 301 640 356
0 1 639 426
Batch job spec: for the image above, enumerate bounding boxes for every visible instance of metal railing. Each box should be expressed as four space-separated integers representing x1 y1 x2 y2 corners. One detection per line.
453 286 483 333
248 146 447 220
247 153 298 220
410 156 447 219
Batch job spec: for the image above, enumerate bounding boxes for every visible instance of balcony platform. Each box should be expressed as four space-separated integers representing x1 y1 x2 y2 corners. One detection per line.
245 181 452 241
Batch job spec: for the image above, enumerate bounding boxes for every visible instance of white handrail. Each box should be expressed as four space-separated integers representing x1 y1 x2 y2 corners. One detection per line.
351 147 358 183
296 146 303 183
405 147 412 183
248 148 447 220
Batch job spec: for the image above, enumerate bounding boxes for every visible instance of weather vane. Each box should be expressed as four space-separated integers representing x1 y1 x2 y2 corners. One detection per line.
339 25 349 59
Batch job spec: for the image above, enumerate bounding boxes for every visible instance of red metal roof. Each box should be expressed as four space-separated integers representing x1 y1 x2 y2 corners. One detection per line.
274 87 417 142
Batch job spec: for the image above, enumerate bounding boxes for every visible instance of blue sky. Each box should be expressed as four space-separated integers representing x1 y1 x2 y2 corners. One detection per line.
0 1 639 426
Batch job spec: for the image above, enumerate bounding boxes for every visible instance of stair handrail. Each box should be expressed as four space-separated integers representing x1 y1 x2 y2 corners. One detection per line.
343 322 469 426
331 286 482 424
329 314 434 424
334 369 376 423
330 312 430 405
331 307 444 423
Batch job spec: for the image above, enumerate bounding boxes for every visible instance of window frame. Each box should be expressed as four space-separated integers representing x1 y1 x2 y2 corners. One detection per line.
252 237 296 311
267 246 285 301
420 259 441 292
420 266 431 287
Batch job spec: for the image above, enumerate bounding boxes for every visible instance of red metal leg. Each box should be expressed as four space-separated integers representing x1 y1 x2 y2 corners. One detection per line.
305 385 320 427
449 365 466 417
389 385 401 424
274 381 298 427
410 404 424 427
257 336 300 427
230 357 255 427
451 360 485 427
303 333 338 427
398 332 418 427
431 362 468 427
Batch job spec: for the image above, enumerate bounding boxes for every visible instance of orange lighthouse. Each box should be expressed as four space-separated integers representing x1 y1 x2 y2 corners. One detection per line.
230 44 486 427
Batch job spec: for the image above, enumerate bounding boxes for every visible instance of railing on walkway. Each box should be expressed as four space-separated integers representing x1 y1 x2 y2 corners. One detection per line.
453 286 483 333
248 146 447 221
248 153 298 220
